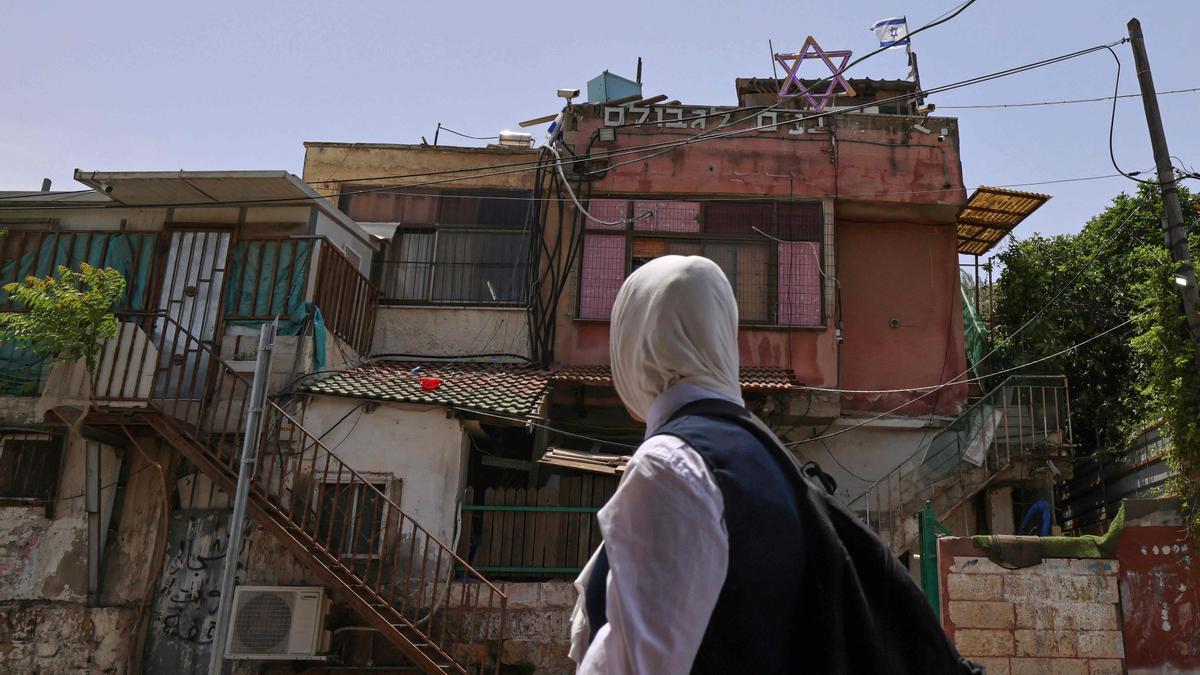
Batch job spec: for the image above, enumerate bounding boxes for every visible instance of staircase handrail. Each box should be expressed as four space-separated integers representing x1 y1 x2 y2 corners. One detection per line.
144 311 507 602
847 373 1068 509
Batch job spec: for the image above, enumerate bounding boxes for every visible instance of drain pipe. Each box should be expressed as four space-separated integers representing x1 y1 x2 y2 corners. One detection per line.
209 321 277 675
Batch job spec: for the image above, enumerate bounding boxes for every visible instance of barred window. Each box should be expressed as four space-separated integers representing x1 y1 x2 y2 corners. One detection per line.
578 199 824 326
341 189 530 306
0 433 63 504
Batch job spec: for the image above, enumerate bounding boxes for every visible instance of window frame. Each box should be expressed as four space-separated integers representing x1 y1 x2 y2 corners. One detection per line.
0 433 65 511
356 188 532 308
313 473 402 561
576 198 826 327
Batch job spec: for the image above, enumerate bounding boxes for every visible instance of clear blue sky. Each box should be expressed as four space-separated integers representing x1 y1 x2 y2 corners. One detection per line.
3 0 1197 245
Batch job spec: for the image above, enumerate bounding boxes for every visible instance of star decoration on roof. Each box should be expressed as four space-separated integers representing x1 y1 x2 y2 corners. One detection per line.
775 36 857 111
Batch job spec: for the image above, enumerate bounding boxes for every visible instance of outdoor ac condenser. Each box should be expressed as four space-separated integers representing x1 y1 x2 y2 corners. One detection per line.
225 586 328 660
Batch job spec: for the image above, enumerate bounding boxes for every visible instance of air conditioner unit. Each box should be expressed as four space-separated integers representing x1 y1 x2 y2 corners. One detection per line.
226 586 328 660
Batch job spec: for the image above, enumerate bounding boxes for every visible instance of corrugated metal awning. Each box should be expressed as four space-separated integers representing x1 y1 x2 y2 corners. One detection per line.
539 448 631 475
957 187 1050 256
73 170 320 207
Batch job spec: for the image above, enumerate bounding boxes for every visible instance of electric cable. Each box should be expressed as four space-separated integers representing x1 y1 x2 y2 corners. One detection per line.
450 407 638 450
789 315 1139 448
818 437 875 483
594 0 979 159
1102 46 1166 187
793 202 1144 396
544 143 648 226
937 86 1200 109
2 37 1134 214
436 126 499 141
586 39 1126 178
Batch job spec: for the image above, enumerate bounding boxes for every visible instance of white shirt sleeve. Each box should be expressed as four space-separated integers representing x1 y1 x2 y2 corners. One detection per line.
574 434 729 675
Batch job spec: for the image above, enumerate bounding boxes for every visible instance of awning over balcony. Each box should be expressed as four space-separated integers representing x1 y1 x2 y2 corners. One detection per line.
74 170 321 207
956 187 1051 256
70 169 370 245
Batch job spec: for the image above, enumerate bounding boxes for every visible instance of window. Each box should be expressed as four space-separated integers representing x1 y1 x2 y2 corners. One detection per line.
0 434 63 504
342 189 530 305
315 478 398 558
578 199 825 325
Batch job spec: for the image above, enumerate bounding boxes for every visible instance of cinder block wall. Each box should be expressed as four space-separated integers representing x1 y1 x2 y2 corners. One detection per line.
938 538 1124 675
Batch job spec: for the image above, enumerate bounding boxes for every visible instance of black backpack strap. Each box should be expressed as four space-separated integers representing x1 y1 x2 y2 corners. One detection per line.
665 398 836 495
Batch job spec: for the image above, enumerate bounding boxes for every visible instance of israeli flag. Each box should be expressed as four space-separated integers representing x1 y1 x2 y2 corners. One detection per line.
870 16 910 49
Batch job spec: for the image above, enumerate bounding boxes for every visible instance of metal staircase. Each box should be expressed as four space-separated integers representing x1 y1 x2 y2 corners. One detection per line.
99 314 506 674
848 375 1073 554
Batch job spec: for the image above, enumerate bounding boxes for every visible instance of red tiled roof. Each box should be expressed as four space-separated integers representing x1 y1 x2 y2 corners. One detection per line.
552 365 797 391
299 362 551 417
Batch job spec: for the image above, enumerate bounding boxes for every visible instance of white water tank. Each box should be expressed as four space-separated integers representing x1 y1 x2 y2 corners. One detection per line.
498 130 534 148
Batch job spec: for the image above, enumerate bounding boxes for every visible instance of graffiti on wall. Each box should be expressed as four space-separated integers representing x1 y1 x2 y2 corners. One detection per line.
142 512 247 674
1117 525 1200 671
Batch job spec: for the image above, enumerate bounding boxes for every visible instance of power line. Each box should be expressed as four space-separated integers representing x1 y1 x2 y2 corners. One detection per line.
436 126 499 141
937 86 1200 109
788 315 1138 448
1102 45 1165 187
587 39 1126 178
0 39 1126 214
450 407 639 450
593 0 980 175
785 201 1145 436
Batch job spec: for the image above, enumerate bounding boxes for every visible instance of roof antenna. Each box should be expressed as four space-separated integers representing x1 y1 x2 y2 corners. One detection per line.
635 57 642 85
769 39 779 81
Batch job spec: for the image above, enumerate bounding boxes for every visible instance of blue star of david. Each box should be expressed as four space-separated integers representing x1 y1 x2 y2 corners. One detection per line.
774 36 857 111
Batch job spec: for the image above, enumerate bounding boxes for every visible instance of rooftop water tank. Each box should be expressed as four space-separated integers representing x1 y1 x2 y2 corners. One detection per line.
587 71 642 104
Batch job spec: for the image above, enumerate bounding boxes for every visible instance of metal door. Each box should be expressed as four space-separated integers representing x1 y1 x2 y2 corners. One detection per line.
153 230 231 404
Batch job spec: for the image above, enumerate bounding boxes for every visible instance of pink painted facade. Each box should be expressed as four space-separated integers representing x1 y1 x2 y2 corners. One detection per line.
554 101 968 416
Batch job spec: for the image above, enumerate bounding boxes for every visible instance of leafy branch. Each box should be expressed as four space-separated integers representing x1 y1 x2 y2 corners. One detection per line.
0 263 127 374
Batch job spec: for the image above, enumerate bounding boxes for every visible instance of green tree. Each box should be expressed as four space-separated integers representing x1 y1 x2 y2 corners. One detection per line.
0 263 127 374
992 184 1200 524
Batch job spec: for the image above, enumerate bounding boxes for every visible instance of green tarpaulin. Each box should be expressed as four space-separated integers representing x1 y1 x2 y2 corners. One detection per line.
0 233 157 394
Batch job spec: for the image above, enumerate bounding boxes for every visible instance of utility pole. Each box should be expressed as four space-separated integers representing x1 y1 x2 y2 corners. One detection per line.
1128 18 1200 345
209 321 276 675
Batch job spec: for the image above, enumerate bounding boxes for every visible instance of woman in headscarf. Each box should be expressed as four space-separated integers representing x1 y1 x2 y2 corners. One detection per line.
569 255 769 674
567 255 978 675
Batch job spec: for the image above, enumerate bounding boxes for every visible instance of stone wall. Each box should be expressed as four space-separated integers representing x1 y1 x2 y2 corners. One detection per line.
0 432 172 674
496 581 576 675
0 604 138 673
938 537 1125 674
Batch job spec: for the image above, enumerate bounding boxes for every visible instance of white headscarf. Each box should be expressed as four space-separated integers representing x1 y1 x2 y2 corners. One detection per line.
609 255 742 420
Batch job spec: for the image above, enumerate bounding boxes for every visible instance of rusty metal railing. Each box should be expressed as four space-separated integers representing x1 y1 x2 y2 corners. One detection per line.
313 242 379 355
93 313 505 673
848 375 1072 554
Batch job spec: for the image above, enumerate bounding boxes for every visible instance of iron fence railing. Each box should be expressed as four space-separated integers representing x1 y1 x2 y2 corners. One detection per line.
848 375 1072 554
79 312 504 673
314 243 380 354
378 261 529 306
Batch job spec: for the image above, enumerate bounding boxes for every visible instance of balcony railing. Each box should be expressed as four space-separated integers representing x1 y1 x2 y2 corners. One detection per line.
86 311 505 671
848 375 1072 553
378 261 528 306
313 242 379 354
0 234 380 399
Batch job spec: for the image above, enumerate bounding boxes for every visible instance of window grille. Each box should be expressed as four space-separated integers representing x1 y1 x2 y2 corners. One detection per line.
0 433 63 504
578 199 824 325
344 189 532 306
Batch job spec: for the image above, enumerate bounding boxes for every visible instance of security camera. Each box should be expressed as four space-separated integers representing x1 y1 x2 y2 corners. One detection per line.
100 182 113 193
557 88 581 100
911 124 931 135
